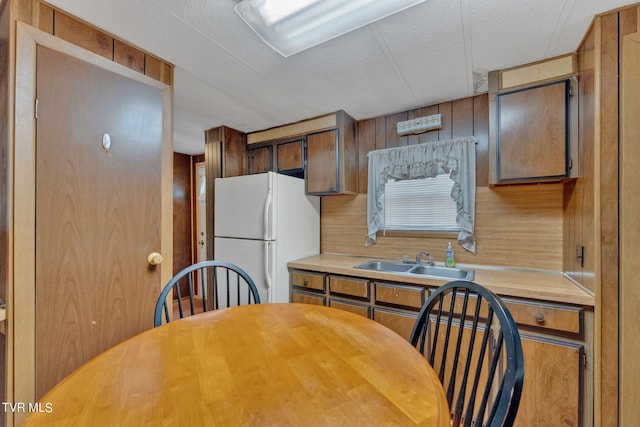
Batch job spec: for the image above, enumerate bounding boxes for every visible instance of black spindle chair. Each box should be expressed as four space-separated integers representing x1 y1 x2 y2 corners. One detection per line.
154 260 261 327
409 280 524 427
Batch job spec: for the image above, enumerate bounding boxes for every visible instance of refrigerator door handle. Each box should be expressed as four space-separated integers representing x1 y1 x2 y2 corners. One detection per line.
264 241 272 290
263 177 273 241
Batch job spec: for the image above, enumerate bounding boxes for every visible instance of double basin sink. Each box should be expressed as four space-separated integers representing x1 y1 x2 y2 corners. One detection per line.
354 260 475 281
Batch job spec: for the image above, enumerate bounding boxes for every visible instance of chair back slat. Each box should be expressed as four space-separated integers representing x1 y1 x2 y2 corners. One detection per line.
200 269 208 312
154 261 261 327
461 305 493 427
409 280 524 427
454 297 483 424
447 289 471 406
175 280 184 318
482 331 505 423
226 268 231 307
187 275 195 316
425 293 444 363
213 266 219 310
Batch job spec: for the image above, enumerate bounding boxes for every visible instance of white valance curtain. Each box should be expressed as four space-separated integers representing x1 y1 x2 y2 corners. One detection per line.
366 136 477 253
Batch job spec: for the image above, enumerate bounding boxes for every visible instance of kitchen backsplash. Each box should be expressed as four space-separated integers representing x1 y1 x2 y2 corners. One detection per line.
321 183 564 271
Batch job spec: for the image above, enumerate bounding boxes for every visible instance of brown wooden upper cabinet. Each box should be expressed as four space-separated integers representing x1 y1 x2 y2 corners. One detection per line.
306 111 357 195
246 110 358 194
277 139 304 176
247 145 273 175
488 54 579 185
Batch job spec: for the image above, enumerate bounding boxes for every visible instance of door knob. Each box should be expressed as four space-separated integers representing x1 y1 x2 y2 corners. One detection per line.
148 252 163 266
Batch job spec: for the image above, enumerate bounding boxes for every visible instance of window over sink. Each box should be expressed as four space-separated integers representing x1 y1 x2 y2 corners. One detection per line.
366 136 477 253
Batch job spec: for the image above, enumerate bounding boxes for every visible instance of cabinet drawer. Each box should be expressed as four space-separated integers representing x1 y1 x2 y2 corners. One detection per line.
439 293 582 335
503 298 582 335
291 271 325 292
373 308 418 341
292 291 326 306
329 275 369 299
375 282 426 310
329 299 370 318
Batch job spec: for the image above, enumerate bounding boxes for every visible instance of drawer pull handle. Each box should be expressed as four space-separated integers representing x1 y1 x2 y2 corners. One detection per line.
303 278 309 286
535 313 545 324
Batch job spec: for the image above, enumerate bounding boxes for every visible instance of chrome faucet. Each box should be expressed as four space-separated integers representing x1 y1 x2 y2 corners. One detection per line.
416 251 434 266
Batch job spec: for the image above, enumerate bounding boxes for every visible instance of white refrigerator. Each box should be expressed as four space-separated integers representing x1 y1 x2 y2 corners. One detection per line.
214 172 320 303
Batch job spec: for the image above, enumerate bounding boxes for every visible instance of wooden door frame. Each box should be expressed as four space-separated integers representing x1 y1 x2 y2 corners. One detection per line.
10 22 173 421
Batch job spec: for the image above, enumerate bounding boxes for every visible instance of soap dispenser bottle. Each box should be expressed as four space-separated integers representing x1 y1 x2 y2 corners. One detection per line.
445 242 456 268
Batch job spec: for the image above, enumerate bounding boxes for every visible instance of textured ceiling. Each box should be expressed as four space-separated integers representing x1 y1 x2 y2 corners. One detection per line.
46 0 636 154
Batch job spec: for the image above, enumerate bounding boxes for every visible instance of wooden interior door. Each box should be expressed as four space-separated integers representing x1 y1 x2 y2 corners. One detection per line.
34 46 163 398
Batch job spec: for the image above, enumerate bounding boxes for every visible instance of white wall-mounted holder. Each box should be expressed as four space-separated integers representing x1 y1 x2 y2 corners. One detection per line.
102 133 111 152
397 114 442 136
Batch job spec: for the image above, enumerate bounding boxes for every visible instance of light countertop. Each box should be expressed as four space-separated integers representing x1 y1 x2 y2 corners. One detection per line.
288 254 594 306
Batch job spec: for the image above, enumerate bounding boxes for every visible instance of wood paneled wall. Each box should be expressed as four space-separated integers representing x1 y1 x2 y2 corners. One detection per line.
0 0 10 412
620 27 640 427
573 6 640 427
16 0 172 85
173 153 192 276
323 94 564 270
356 95 489 191
204 126 246 260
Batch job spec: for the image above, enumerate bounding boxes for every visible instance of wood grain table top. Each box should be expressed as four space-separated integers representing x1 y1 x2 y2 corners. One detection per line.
23 303 449 426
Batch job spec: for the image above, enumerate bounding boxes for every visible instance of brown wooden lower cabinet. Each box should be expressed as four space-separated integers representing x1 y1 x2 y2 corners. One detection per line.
515 336 582 426
372 307 417 341
288 268 592 426
290 270 423 342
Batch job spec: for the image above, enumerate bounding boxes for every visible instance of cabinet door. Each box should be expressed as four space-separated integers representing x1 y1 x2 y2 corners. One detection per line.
515 335 582 426
248 145 272 174
306 129 338 194
373 308 417 341
497 80 568 182
276 140 304 174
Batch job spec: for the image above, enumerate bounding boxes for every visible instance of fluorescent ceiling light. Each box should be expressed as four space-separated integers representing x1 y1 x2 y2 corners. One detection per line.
235 0 427 57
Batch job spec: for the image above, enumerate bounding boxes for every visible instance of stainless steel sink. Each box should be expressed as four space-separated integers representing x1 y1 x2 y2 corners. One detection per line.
354 260 474 281
409 265 473 280
352 261 415 273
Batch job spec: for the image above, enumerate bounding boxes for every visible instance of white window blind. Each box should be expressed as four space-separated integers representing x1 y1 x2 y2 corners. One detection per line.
381 174 460 232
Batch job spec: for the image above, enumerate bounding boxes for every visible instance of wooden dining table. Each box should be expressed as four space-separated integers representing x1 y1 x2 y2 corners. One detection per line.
23 303 450 426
